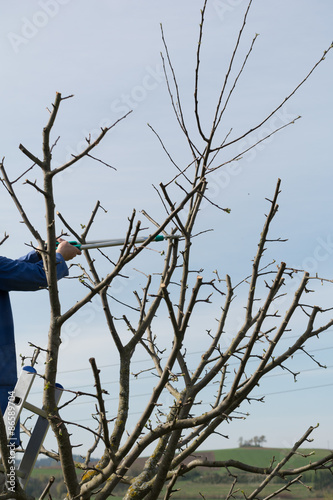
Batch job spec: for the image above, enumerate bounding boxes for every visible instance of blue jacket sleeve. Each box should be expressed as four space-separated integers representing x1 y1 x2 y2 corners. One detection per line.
17 250 43 264
0 251 68 292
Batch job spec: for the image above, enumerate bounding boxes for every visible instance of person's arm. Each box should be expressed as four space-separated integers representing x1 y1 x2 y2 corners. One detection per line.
17 250 43 264
0 241 80 292
19 240 81 264
0 255 66 292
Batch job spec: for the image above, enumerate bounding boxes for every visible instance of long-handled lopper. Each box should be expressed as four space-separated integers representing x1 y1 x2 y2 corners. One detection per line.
56 234 178 250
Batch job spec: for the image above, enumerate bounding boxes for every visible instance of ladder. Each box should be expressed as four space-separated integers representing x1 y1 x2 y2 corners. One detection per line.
0 366 63 489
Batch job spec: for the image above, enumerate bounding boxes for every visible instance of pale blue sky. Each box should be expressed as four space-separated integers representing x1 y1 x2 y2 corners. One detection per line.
0 0 332 456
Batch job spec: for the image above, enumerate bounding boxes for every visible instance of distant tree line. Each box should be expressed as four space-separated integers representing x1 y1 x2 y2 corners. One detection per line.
238 436 267 448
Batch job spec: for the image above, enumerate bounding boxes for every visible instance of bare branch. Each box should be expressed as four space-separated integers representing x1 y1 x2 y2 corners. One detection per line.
51 110 132 177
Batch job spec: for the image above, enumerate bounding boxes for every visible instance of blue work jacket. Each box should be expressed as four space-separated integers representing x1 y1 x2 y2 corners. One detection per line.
0 251 68 443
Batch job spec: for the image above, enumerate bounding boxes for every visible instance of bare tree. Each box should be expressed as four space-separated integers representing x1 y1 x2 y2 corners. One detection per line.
1 1 333 499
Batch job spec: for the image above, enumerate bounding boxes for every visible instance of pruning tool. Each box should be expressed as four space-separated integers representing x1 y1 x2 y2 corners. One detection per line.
55 234 179 250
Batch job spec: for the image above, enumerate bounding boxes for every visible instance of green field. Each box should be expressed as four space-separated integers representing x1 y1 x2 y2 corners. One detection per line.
161 447 333 499
213 446 331 469
28 447 333 499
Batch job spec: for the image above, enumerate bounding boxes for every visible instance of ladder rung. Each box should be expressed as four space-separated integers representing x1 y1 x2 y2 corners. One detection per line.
23 401 47 418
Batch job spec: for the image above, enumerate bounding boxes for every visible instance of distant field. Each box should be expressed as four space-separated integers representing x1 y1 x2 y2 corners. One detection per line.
211 446 331 468
31 467 63 477
29 447 333 499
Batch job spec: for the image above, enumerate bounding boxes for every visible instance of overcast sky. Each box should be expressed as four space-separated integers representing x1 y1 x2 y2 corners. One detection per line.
0 0 332 457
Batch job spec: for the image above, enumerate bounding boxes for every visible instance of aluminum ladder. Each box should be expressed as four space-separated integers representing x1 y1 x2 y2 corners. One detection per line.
0 366 63 489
